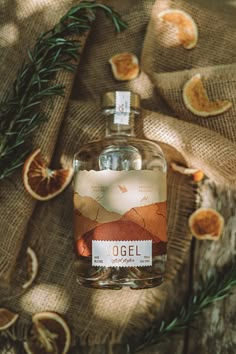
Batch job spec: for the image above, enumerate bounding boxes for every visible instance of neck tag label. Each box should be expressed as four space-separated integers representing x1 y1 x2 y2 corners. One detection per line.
114 91 131 125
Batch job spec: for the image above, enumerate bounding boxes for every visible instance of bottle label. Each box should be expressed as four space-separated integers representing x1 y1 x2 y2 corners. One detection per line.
92 240 152 267
74 170 167 266
114 91 131 125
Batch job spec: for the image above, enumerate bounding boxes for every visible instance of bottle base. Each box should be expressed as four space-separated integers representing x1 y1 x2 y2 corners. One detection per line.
77 275 163 290
76 266 164 290
75 255 166 290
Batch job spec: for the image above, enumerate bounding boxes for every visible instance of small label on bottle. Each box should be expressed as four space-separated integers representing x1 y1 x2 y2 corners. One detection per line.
114 91 131 125
92 240 152 267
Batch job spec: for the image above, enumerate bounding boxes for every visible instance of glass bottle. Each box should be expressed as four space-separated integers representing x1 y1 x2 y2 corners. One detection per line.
73 91 167 289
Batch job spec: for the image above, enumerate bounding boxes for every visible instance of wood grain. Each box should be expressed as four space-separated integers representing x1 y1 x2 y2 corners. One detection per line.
138 179 236 354
186 180 236 354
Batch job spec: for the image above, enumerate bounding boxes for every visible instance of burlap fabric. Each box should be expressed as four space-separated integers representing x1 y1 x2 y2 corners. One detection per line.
0 0 235 352
141 0 236 188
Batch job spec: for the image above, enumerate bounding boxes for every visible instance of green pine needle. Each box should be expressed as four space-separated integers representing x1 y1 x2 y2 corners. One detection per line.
0 1 127 180
0 319 30 354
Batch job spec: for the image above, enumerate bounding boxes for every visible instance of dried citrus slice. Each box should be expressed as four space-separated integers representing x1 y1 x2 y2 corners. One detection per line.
158 9 198 49
24 311 71 354
189 208 224 240
171 162 199 175
23 149 73 201
170 162 204 182
22 247 39 289
0 308 19 330
109 52 139 81
183 74 232 117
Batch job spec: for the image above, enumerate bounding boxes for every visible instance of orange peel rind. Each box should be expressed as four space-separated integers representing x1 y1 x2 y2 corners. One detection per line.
189 208 224 241
192 170 205 182
158 9 198 49
22 247 39 289
183 74 232 117
109 52 140 81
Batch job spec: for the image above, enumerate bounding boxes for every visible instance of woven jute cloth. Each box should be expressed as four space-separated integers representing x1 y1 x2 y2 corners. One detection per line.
0 0 235 352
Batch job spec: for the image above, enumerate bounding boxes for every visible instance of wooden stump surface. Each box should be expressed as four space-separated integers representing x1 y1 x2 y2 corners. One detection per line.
138 179 236 354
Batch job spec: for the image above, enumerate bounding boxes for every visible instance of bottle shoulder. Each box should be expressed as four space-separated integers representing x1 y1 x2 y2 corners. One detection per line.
74 136 166 172
75 136 165 158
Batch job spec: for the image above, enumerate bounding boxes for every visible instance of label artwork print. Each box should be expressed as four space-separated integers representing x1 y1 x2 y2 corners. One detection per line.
73 170 167 267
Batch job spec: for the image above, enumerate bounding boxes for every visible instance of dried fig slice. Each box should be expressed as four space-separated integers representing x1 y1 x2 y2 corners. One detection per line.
158 9 198 49
189 208 224 240
109 52 139 81
183 74 232 117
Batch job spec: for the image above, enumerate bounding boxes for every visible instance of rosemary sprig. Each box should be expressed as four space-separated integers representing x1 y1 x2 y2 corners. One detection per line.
130 262 236 352
0 335 26 354
0 319 30 354
0 1 127 180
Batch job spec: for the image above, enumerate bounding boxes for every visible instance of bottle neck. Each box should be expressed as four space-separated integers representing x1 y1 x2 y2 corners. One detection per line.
104 110 138 138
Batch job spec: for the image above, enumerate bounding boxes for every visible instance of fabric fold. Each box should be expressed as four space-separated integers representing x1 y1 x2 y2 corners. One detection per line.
142 110 236 188
141 0 236 188
0 0 234 349
0 0 90 282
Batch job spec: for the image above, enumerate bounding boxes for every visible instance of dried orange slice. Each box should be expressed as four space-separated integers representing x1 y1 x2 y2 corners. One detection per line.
109 53 139 81
183 74 232 117
24 311 71 354
23 149 73 201
22 247 39 289
0 308 19 330
170 162 204 182
189 208 224 240
158 9 198 49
